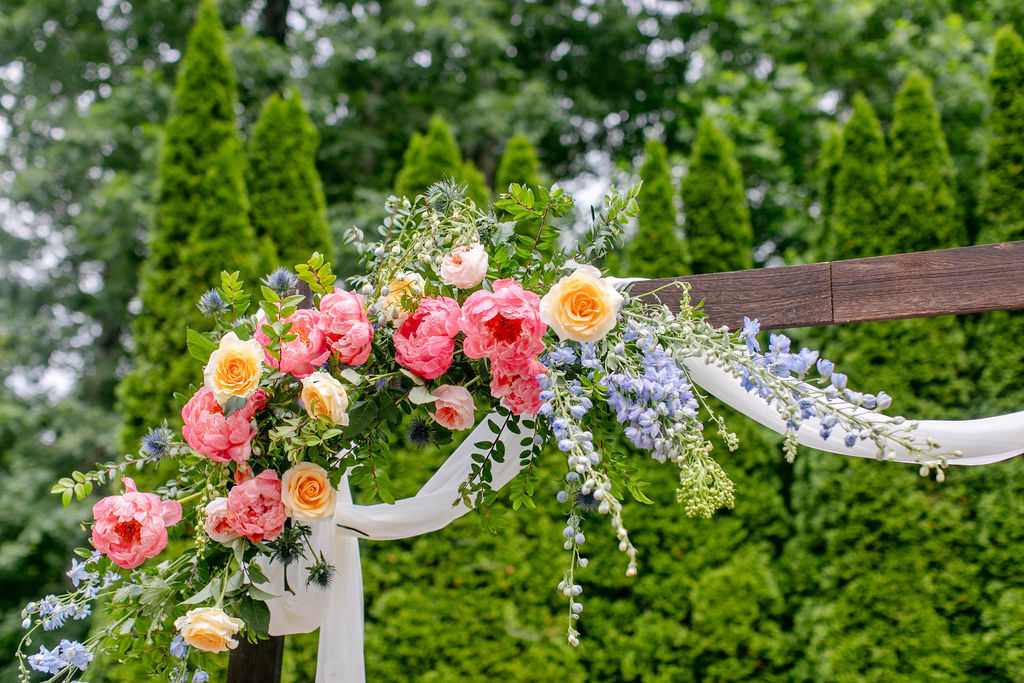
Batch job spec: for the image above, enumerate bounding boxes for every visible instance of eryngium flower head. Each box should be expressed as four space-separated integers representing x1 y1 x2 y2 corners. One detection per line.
140 426 174 458
262 267 299 296
268 523 309 566
306 560 336 589
197 289 228 316
406 418 432 448
426 177 467 215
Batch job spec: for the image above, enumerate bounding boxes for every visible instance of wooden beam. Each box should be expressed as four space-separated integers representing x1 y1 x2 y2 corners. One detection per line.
629 241 1024 330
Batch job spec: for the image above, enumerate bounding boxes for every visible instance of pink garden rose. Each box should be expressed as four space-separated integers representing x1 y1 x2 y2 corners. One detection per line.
490 358 547 416
255 308 330 378
460 279 546 365
204 497 240 544
318 289 374 366
227 470 286 543
392 296 461 380
181 387 264 463
428 385 476 430
91 477 182 569
440 244 489 289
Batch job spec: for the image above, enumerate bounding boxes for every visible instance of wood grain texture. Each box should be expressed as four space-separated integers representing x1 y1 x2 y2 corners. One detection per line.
227 635 285 683
628 241 1024 330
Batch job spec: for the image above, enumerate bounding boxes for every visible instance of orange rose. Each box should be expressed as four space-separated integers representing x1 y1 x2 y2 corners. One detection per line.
299 372 349 426
539 265 623 342
281 462 337 521
173 607 245 653
203 332 263 405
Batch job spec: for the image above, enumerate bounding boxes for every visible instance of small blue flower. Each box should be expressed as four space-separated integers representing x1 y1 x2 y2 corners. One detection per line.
28 644 65 675
170 635 188 659
844 433 857 448
739 317 761 352
876 391 892 410
59 640 94 670
66 559 94 588
140 426 174 458
262 267 299 295
831 373 848 391
197 289 228 316
192 670 210 683
816 358 834 380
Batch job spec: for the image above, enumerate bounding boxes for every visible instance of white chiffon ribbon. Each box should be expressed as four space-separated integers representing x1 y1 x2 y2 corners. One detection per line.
264 357 1024 683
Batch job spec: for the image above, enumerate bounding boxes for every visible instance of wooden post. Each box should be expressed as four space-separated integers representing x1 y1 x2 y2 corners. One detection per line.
227 635 285 683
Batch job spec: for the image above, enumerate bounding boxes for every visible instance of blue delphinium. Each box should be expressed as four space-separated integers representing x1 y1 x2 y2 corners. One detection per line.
59 640 94 670
28 644 65 675
170 635 188 659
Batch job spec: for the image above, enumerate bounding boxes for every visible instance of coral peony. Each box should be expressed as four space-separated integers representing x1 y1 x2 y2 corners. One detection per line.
318 289 374 366
392 296 461 380
91 477 182 569
255 308 330 378
440 244 489 289
490 359 547 416
460 279 546 365
428 385 476 430
227 470 287 543
181 387 263 463
203 497 240 544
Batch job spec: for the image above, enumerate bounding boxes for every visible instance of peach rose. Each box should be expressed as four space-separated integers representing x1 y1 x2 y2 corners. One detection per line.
203 332 264 405
300 372 349 426
539 265 623 343
379 272 425 325
173 607 245 653
428 385 476 430
281 462 337 521
440 244 489 289
203 497 240 544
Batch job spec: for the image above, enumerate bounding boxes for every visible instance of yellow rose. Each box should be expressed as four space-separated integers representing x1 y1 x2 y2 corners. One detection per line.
379 272 425 325
281 462 337 521
539 265 624 343
203 331 264 405
300 372 349 426
173 607 245 653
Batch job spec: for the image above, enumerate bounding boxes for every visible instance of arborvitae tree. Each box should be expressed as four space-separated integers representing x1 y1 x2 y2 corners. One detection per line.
394 116 463 200
495 132 542 193
829 94 888 259
681 115 753 274
814 125 843 261
460 158 490 208
624 139 686 278
888 70 963 251
978 27 1024 245
247 90 333 270
117 0 258 453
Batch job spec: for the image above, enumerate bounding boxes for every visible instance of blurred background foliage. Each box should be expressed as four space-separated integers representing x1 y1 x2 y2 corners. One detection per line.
2 0 1023 680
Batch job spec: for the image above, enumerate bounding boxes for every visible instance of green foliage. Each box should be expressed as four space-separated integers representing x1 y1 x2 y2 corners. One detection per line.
681 115 753 274
830 94 889 259
624 139 687 278
247 90 334 270
460 158 491 208
495 133 542 193
117 0 259 454
814 125 843 261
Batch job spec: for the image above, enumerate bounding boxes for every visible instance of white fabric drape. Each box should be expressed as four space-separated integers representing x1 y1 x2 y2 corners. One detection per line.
265 355 1024 683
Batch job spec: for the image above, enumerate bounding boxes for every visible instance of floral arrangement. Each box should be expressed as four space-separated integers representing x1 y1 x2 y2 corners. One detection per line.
15 180 948 681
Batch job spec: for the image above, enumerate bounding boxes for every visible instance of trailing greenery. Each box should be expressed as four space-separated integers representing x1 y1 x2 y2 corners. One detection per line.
624 139 687 278
247 90 334 270
681 115 753 274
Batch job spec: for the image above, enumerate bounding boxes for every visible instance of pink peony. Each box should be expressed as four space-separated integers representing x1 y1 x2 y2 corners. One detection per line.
392 296 461 380
255 308 330 378
204 497 240 544
440 244 489 289
318 289 374 366
460 279 546 365
181 387 263 463
428 385 476 430
227 470 287 543
91 477 182 569
490 358 547 416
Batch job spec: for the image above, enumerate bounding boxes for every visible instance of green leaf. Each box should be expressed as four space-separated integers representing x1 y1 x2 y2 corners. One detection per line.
183 579 221 605
223 395 248 418
408 385 436 405
238 597 271 638
186 328 217 362
342 400 379 439
247 584 279 601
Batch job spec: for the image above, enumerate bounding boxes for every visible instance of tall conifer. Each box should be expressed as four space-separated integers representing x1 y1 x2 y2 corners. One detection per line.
117 0 258 452
815 125 843 261
247 90 333 270
495 133 542 193
394 116 463 200
830 94 887 258
624 139 686 278
681 115 753 274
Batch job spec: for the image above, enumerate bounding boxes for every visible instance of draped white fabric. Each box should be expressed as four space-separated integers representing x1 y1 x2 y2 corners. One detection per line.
265 355 1024 683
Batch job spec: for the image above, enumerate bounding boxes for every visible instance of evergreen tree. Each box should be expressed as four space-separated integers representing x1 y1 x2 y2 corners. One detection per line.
495 133 542 193
814 124 843 261
681 115 753 274
247 90 334 270
117 0 258 452
460 158 491 208
624 139 686 278
830 94 888 259
393 116 463 200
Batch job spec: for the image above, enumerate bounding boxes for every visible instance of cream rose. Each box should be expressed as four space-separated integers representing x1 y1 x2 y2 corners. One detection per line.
203 331 264 405
440 244 489 289
300 372 349 426
428 385 476 430
173 607 245 653
281 462 337 521
378 272 425 325
539 265 623 343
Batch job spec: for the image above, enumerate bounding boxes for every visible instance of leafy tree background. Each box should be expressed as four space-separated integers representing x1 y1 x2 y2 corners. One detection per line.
2 1 1024 681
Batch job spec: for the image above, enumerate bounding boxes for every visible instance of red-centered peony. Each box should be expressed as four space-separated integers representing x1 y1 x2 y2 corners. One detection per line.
428 385 476 430
181 387 264 463
204 497 240 544
490 358 547 416
318 289 374 366
226 470 286 543
91 477 182 569
460 279 546 365
392 296 461 380
255 308 330 378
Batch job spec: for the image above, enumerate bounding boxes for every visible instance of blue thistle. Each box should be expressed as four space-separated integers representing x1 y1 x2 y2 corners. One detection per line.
196 289 227 316
262 267 299 296
140 426 174 458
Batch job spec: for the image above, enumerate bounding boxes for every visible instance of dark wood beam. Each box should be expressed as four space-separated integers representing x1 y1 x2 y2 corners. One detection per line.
628 241 1024 330
227 635 284 683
